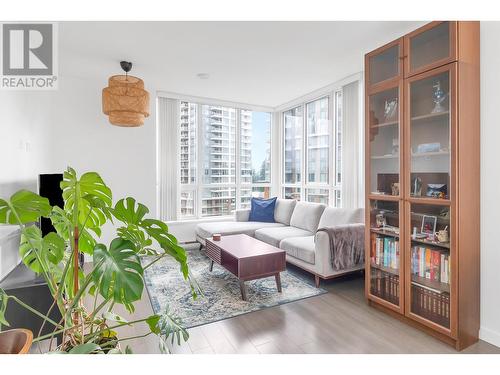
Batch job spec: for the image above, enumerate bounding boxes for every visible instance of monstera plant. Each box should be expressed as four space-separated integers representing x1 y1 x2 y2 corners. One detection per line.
0 167 199 353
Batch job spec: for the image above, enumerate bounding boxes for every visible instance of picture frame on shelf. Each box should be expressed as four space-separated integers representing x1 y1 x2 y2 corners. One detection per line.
421 215 437 236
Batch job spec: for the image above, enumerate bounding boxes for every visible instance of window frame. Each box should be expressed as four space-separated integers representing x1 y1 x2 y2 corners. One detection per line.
281 91 343 206
178 102 273 220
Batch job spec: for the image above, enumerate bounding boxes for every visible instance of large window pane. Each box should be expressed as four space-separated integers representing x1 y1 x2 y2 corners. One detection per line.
241 111 271 184
334 189 342 208
284 106 303 184
177 101 273 219
307 97 329 184
240 186 271 209
335 91 343 186
283 187 301 201
202 105 236 185
180 190 195 218
306 188 329 205
201 187 235 217
180 102 197 184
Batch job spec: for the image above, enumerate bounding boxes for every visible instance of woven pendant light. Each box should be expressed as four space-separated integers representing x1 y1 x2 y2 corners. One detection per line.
102 61 150 127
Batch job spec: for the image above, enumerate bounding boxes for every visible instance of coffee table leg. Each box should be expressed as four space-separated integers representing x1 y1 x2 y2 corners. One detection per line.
239 280 247 301
275 273 282 292
209 260 214 272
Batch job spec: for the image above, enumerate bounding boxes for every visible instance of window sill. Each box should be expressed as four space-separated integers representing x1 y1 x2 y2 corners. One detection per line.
166 215 235 226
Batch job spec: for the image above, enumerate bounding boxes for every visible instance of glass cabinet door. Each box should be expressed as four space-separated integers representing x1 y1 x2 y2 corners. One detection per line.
368 200 402 309
368 86 401 197
367 40 401 87
407 65 455 201
405 22 456 77
408 203 452 330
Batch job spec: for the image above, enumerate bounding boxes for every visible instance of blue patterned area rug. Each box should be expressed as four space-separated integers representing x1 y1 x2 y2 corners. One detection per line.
142 247 327 329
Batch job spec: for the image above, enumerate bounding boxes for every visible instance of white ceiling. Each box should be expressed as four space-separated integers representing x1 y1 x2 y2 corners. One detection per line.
60 21 425 107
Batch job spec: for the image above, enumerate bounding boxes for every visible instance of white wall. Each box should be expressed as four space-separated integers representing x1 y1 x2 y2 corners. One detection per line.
479 21 500 347
0 91 54 198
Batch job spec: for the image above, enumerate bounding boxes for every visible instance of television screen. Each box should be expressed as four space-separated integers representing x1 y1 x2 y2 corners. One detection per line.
38 174 63 236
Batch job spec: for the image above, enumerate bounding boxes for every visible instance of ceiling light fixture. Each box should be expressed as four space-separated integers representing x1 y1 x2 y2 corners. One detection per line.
196 73 210 79
102 61 150 127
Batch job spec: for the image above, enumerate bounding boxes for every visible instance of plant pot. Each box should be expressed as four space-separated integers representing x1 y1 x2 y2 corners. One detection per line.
0 329 33 354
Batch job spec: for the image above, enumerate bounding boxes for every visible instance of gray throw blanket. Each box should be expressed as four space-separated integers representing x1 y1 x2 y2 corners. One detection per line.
317 224 365 271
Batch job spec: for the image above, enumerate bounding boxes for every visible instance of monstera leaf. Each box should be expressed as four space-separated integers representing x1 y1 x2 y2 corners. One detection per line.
68 343 102 354
0 190 51 224
147 308 189 347
92 238 144 309
49 206 97 254
112 198 153 253
112 198 188 277
61 167 112 229
19 227 65 274
112 197 149 225
142 219 188 277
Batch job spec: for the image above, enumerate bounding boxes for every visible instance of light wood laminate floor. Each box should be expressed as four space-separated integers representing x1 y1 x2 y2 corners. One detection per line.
107 266 499 354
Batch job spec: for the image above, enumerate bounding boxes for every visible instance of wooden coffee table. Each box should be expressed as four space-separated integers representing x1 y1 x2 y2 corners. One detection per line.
205 234 286 301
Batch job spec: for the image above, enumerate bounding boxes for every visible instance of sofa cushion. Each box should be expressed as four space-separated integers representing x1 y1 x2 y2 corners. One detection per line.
318 207 364 228
289 202 326 232
280 236 316 264
274 199 297 225
254 226 313 248
248 197 277 222
196 221 284 239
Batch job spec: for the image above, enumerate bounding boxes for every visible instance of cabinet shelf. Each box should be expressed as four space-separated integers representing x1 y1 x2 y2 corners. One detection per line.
411 151 449 157
371 262 399 276
411 111 449 122
371 154 398 160
411 238 450 250
371 151 450 160
370 228 400 238
411 275 450 294
370 120 398 129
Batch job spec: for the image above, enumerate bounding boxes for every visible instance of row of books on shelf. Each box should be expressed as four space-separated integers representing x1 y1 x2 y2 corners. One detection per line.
371 269 399 305
371 235 400 270
411 283 450 328
411 246 450 285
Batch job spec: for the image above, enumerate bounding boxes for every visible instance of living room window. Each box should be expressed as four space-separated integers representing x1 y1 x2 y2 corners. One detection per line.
179 101 272 219
282 93 343 206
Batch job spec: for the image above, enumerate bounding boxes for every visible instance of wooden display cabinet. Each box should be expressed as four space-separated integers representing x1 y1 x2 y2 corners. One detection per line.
364 21 479 350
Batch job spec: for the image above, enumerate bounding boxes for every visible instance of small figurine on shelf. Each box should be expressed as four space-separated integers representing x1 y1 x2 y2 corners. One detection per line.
384 98 398 120
376 213 386 228
439 208 451 220
391 182 400 196
392 138 399 155
412 176 422 196
431 80 448 113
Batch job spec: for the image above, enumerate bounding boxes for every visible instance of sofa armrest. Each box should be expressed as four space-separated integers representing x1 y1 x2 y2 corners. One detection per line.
318 223 365 233
235 209 250 222
315 223 365 273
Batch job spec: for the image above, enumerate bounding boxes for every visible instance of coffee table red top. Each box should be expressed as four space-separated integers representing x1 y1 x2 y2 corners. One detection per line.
206 234 284 259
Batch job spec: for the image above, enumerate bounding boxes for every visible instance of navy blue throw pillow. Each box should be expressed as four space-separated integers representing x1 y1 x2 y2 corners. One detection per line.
248 197 277 223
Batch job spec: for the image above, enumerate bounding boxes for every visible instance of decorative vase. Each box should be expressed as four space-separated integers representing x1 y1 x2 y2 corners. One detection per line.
431 81 447 113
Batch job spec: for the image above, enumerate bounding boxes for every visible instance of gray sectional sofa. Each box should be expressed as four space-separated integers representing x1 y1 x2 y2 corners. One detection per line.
195 199 365 287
